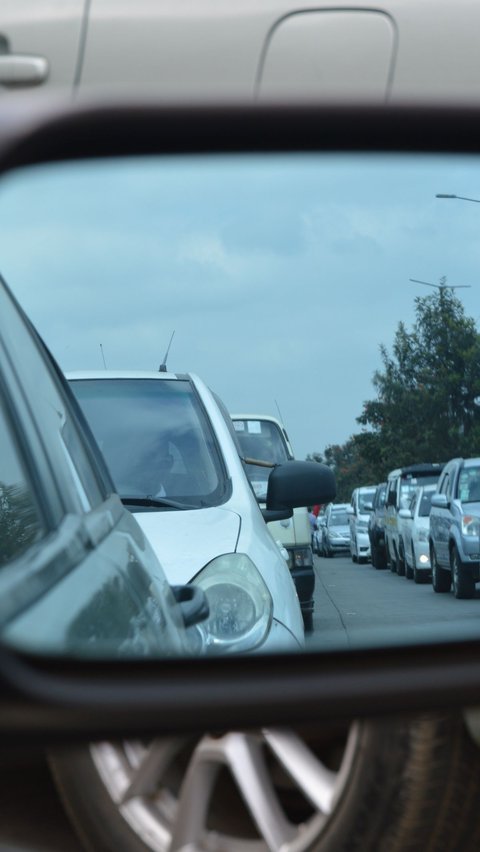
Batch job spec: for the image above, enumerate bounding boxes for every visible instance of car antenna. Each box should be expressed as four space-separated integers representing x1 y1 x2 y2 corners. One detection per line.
99 343 108 369
274 398 285 426
159 330 175 372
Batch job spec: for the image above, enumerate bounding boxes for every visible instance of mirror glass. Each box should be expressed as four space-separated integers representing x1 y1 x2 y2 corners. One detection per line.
1 151 480 659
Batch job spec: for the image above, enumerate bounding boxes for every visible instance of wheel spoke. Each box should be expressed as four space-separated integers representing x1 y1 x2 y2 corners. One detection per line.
120 739 186 804
262 730 337 814
170 733 297 851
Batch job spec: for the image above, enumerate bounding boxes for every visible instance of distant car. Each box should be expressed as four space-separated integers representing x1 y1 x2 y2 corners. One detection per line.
68 372 315 653
385 464 444 575
231 414 315 630
348 486 376 563
399 485 436 583
368 483 387 569
0 276 207 661
320 503 350 557
430 458 480 599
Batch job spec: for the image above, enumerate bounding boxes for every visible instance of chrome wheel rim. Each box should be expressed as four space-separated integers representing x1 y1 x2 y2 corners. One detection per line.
90 724 361 852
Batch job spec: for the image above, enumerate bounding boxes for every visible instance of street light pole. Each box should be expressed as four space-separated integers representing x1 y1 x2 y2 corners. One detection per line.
436 193 480 203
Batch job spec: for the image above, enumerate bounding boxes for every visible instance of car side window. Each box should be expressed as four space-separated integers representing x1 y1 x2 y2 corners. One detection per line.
0 396 44 566
440 472 450 496
0 285 106 512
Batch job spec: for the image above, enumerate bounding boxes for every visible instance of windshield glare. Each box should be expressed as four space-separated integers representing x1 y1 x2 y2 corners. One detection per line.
70 378 226 508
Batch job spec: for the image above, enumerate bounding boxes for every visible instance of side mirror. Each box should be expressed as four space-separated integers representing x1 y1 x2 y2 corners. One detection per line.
172 585 209 628
398 508 412 519
431 493 449 510
262 461 336 522
364 502 373 512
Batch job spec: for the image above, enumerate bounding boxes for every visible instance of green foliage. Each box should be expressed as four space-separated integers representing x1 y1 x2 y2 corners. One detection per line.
308 286 480 495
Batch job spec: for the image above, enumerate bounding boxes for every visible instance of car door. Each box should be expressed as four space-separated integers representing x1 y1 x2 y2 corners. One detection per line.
433 468 453 568
0 1 87 93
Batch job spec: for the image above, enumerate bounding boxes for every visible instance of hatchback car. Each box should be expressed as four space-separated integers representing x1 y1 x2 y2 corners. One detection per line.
399 484 436 583
68 371 311 653
430 458 480 599
348 486 376 563
320 503 350 557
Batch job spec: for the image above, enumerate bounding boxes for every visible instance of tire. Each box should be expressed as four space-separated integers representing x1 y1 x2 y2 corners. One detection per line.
49 714 480 852
451 545 475 600
387 543 397 573
396 542 405 577
373 543 387 570
431 546 451 593
404 543 414 580
303 611 314 632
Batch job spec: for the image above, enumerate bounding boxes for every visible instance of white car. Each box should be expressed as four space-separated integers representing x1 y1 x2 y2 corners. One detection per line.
399 485 436 583
231 413 315 630
67 370 325 655
348 486 376 563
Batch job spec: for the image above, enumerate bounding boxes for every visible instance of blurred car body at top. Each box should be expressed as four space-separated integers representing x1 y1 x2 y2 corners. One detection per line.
4 0 480 104
231 414 314 630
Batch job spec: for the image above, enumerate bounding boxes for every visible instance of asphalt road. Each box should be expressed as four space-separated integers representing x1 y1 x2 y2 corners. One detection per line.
308 551 480 651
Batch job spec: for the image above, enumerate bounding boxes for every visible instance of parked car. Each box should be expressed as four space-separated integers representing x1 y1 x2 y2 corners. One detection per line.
368 483 388 569
67 372 334 652
385 464 444 575
231 414 315 630
0 274 209 662
348 486 376 563
399 484 436 582
320 503 350 557
430 458 480 599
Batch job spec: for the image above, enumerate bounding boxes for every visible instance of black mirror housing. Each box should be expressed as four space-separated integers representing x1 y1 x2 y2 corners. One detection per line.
266 461 336 514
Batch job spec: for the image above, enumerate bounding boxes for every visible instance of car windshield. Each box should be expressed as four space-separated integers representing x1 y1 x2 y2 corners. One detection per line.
358 491 375 512
70 378 227 508
330 511 349 526
458 466 480 503
233 419 290 501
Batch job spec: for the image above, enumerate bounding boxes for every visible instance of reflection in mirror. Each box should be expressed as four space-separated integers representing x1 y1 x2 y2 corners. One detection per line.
1 152 480 659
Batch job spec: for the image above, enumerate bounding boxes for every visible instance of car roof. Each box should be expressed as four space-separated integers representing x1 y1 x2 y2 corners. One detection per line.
67 370 186 381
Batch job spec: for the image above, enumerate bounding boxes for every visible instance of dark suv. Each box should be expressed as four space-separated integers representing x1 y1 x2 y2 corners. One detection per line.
430 457 480 599
368 483 387 569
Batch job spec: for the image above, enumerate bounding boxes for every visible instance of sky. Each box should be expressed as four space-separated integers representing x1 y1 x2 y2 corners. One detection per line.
0 152 480 461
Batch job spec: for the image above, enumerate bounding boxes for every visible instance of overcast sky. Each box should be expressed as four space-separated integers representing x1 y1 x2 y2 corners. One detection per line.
0 152 479 461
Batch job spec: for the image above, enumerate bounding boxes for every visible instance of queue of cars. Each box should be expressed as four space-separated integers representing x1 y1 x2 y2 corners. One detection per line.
327 459 480 601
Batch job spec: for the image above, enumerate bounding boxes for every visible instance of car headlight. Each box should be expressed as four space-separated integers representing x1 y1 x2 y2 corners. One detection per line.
191 553 273 654
462 515 480 536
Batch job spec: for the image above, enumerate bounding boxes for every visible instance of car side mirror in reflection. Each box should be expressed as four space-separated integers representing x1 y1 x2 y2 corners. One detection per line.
262 461 336 522
172 585 209 628
431 493 449 510
398 508 413 520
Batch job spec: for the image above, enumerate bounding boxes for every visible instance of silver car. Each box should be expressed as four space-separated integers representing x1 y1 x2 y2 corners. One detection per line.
430 458 480 599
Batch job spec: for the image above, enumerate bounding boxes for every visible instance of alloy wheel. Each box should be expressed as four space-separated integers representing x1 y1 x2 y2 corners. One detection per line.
89 725 361 852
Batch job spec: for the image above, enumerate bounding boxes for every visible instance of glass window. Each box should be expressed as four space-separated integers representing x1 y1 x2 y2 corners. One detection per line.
458 466 480 503
234 419 290 501
0 397 44 566
70 378 227 508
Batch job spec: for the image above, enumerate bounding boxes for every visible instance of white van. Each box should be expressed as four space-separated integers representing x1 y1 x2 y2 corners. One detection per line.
231 414 315 630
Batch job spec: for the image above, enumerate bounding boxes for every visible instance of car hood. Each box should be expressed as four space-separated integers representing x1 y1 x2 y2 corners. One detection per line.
329 524 350 536
132 506 241 585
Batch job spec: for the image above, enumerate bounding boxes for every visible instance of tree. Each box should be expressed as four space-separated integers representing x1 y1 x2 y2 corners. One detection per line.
357 286 480 473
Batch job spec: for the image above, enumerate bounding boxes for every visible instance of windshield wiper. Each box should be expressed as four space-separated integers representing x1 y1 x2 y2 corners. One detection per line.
120 496 200 510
